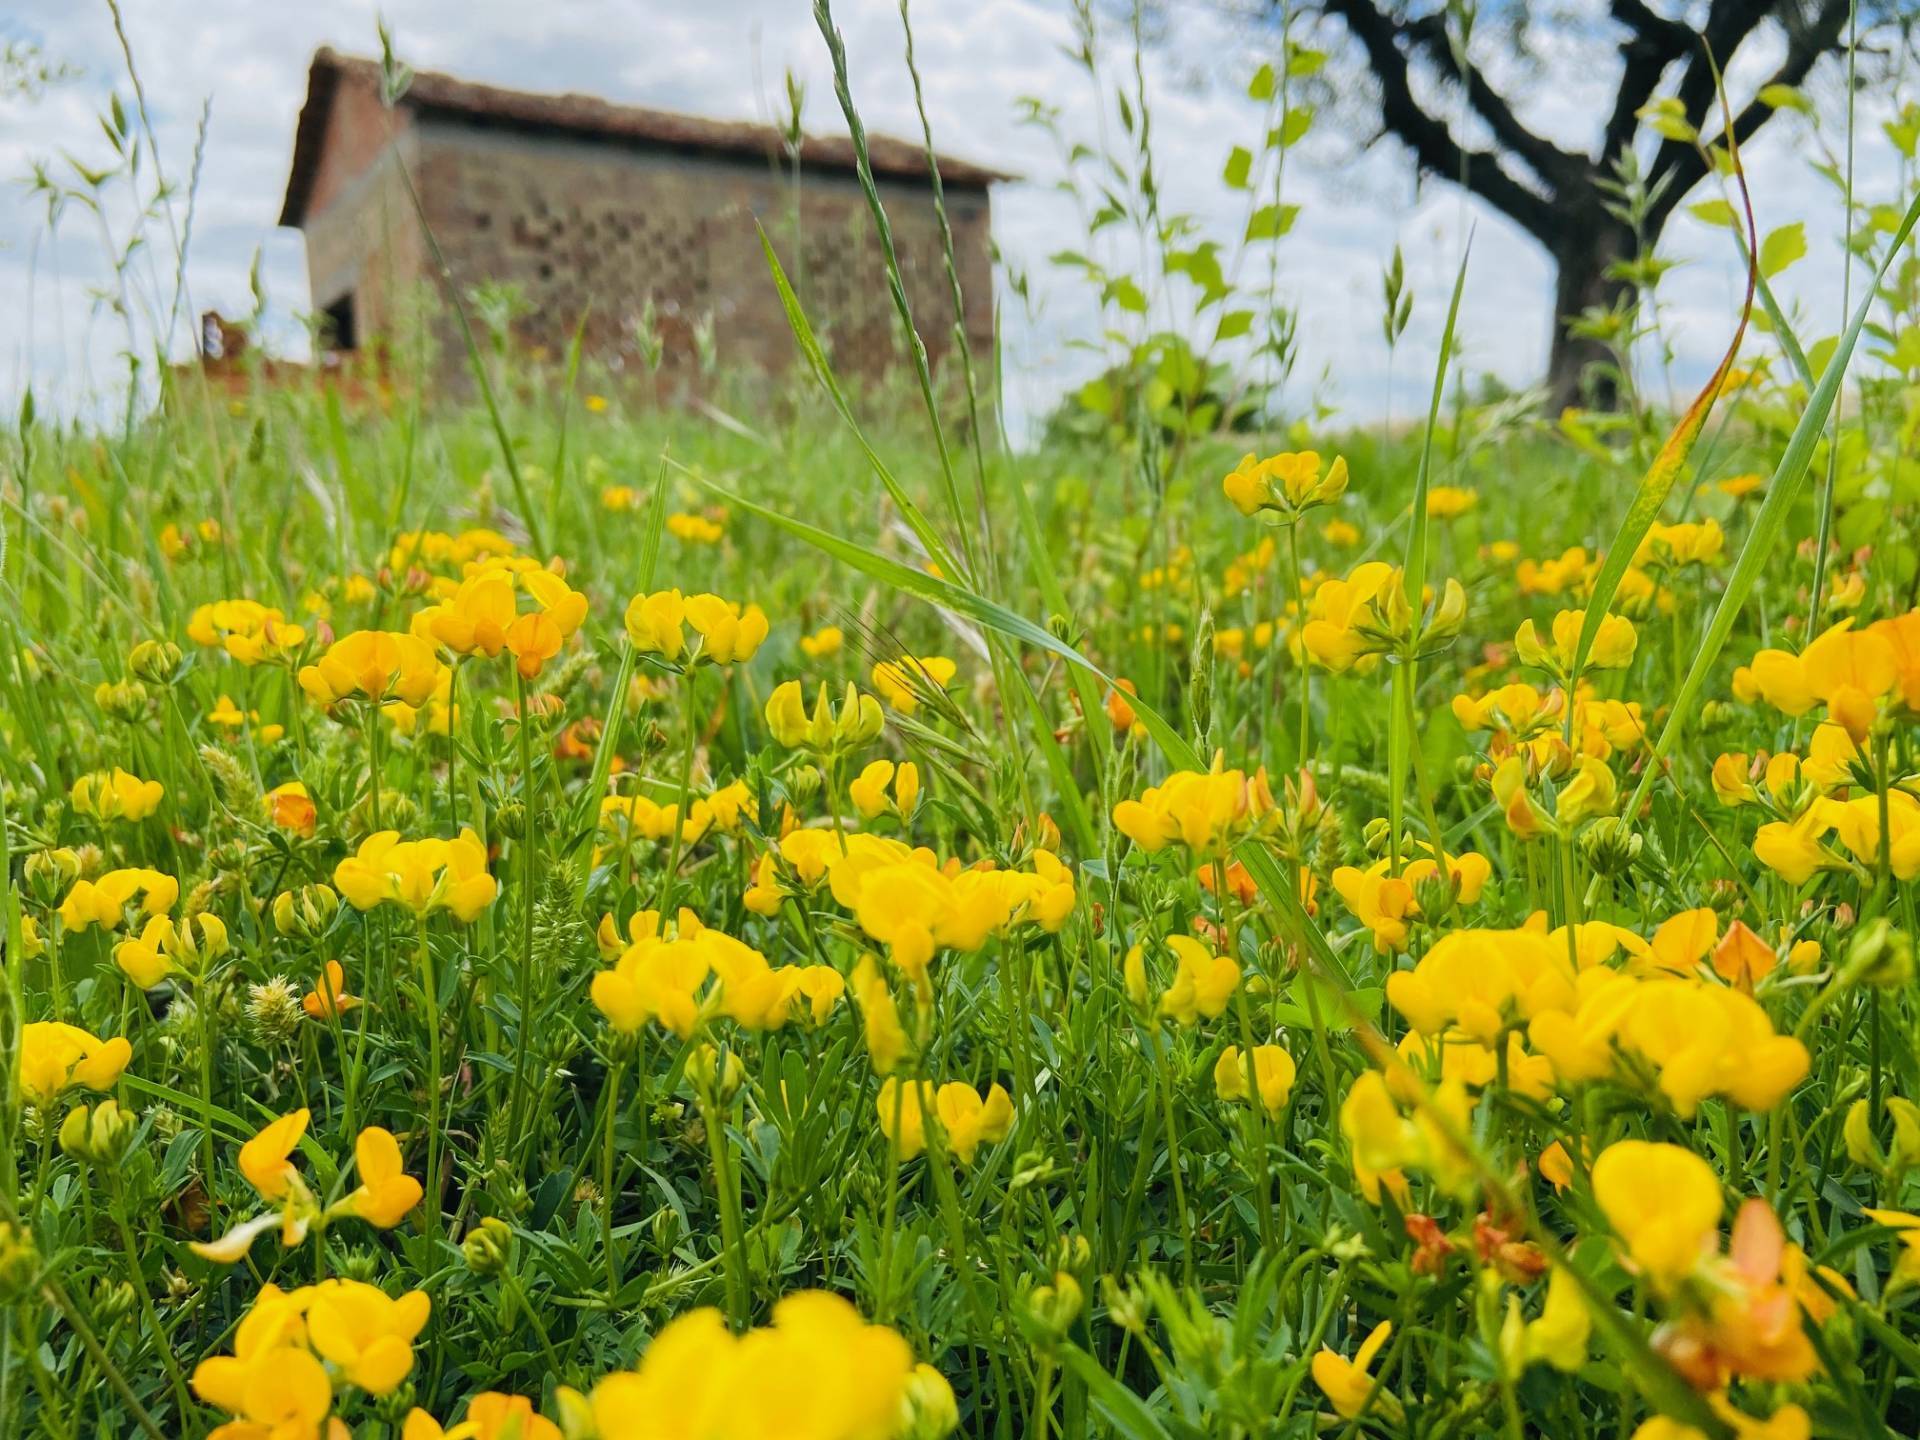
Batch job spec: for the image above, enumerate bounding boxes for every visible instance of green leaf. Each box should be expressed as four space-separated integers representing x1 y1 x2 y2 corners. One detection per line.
1274 107 1314 147
1245 203 1300 242
1214 309 1255 341
1223 145 1254 190
1759 221 1807 278
1247 63 1276 102
1106 276 1149 314
1688 199 1738 230
1056 1344 1172 1440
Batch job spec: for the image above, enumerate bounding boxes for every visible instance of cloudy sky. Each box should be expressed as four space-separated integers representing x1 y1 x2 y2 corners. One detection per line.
0 1 1908 435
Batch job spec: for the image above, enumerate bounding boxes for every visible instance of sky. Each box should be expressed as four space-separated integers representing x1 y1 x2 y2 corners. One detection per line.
0 1 1910 437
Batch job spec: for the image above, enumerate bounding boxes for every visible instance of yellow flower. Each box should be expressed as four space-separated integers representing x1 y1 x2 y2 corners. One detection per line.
405 1393 562 1440
850 759 920 822
1555 756 1617 825
799 624 844 658
667 511 726 544
70 768 164 822
1112 760 1277 858
1523 1265 1591 1372
1298 561 1396 672
1753 802 1842 885
877 1078 1015 1163
303 960 361 1019
57 868 177 933
299 630 444 707
414 569 517 657
240 1109 311 1203
1311 1320 1400 1422
765 680 884 754
1213 1044 1296 1112
19 1022 132 1105
331 1127 423 1228
584 1291 936 1440
334 830 498 922
684 593 770 664
306 1277 432 1395
1641 518 1724 567
851 954 910 1074
623 588 688 658
1425 485 1477 519
870 656 957 714
1222 449 1348 518
504 610 563 679
191 1285 334 1437
268 780 318 836
1514 608 1637 675
1591 1139 1721 1291
1130 934 1239 1025
590 933 713 1039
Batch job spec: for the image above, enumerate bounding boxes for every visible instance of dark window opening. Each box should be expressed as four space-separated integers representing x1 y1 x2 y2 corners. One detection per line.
322 293 357 351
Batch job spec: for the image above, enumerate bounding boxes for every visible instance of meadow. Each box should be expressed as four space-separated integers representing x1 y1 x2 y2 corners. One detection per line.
7 8 1920 1440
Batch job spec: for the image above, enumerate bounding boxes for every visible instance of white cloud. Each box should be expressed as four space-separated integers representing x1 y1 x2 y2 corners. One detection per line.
0 0 1908 434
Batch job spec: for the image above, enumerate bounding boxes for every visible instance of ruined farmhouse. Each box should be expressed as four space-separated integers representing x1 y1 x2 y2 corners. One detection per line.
277 48 1005 386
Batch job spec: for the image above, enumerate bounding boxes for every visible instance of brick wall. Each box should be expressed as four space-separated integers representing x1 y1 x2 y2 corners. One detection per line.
299 90 996 391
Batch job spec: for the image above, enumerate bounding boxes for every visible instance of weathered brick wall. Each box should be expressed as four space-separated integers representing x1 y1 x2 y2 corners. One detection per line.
384 118 997 385
300 70 427 355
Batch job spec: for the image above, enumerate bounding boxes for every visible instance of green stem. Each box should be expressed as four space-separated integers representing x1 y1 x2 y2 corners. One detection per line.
602 1058 625 1300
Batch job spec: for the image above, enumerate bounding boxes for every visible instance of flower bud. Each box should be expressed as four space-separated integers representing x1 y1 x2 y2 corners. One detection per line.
59 1099 136 1165
553 1387 598 1440
1026 1270 1084 1340
0 1222 38 1303
1100 1274 1150 1336
901 1363 959 1440
1847 918 1913 989
23 848 80 905
272 884 340 940
1577 816 1642 877
690 1043 744 1103
129 639 184 685
92 1278 138 1326
462 1215 513 1275
1362 817 1391 857
94 678 151 721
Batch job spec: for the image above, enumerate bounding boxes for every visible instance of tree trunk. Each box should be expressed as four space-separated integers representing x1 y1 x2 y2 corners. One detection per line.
1545 214 1638 414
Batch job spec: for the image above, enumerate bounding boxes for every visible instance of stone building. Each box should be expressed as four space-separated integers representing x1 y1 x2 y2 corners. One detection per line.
277 48 1006 386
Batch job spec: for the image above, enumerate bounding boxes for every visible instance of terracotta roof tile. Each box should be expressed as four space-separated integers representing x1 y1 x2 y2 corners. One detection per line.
280 47 1013 227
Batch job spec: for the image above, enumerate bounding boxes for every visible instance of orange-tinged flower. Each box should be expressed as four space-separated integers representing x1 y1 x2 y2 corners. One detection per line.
1712 920 1776 989
303 960 361 1019
268 781 317 836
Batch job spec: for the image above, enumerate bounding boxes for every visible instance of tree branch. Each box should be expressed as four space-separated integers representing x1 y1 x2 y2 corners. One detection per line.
1648 0 1850 229
1322 0 1562 246
1398 13 1586 184
1603 0 1697 161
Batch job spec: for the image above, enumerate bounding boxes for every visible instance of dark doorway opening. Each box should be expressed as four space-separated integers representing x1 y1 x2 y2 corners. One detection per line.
322 293 357 351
